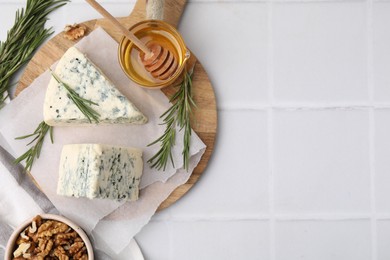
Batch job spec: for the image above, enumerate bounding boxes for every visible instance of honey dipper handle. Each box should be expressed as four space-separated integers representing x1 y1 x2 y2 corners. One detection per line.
85 0 151 55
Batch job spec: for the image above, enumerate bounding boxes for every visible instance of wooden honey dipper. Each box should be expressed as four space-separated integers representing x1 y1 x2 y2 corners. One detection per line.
85 0 178 80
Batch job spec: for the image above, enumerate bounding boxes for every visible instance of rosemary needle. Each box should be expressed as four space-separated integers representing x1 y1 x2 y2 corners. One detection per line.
148 68 196 171
51 71 101 123
14 121 53 172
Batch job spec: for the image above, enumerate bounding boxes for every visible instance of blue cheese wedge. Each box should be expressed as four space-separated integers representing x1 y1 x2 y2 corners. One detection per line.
57 144 143 201
44 47 147 126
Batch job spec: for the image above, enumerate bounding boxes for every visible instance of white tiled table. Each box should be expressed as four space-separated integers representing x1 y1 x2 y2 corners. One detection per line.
1 0 390 259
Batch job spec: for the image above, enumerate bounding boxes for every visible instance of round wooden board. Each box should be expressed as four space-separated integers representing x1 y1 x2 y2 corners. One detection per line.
16 0 217 211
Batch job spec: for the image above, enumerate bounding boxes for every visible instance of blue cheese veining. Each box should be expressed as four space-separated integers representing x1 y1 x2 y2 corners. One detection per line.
43 47 147 126
57 144 143 201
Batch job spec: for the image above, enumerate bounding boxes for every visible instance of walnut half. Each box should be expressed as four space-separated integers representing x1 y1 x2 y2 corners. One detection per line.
63 24 87 41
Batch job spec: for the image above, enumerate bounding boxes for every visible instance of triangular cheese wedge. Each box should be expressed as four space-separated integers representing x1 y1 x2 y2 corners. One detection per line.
43 47 147 126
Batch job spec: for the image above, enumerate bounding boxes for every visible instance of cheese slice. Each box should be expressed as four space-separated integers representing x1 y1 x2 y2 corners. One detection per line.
43 47 147 126
57 144 143 201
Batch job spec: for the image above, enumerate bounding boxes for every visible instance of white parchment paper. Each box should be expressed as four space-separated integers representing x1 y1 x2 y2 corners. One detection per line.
0 27 206 249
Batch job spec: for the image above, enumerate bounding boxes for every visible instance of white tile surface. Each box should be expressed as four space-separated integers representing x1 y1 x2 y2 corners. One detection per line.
274 110 371 213
273 2 368 102
2 0 390 259
135 221 171 260
46 8 67 35
155 110 269 219
377 220 390 260
373 2 390 102
275 220 372 260
180 3 268 108
171 220 270 260
374 109 390 213
64 3 134 25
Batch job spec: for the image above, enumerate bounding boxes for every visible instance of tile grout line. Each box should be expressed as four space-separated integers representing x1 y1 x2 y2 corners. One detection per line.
369 106 378 260
0 0 373 4
218 103 390 111
367 0 377 258
152 213 390 222
267 0 276 259
168 221 174 259
267 106 276 260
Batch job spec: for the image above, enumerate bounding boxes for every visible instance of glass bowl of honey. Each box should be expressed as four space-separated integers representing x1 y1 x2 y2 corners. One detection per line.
118 20 190 89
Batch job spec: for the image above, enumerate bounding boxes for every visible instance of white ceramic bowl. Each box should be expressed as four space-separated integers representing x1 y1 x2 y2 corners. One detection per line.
5 214 94 260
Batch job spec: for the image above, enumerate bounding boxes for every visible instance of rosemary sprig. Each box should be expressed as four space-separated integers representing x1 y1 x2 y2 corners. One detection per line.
13 72 100 171
0 0 69 107
14 121 53 172
148 68 196 171
51 71 101 123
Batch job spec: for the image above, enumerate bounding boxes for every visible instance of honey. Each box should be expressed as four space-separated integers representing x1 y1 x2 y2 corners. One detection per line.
118 20 189 89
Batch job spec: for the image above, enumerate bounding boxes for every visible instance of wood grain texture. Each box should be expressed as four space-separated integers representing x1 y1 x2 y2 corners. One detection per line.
15 0 217 211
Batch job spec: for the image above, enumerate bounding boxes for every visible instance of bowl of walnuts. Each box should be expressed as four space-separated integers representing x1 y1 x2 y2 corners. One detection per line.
5 214 94 260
